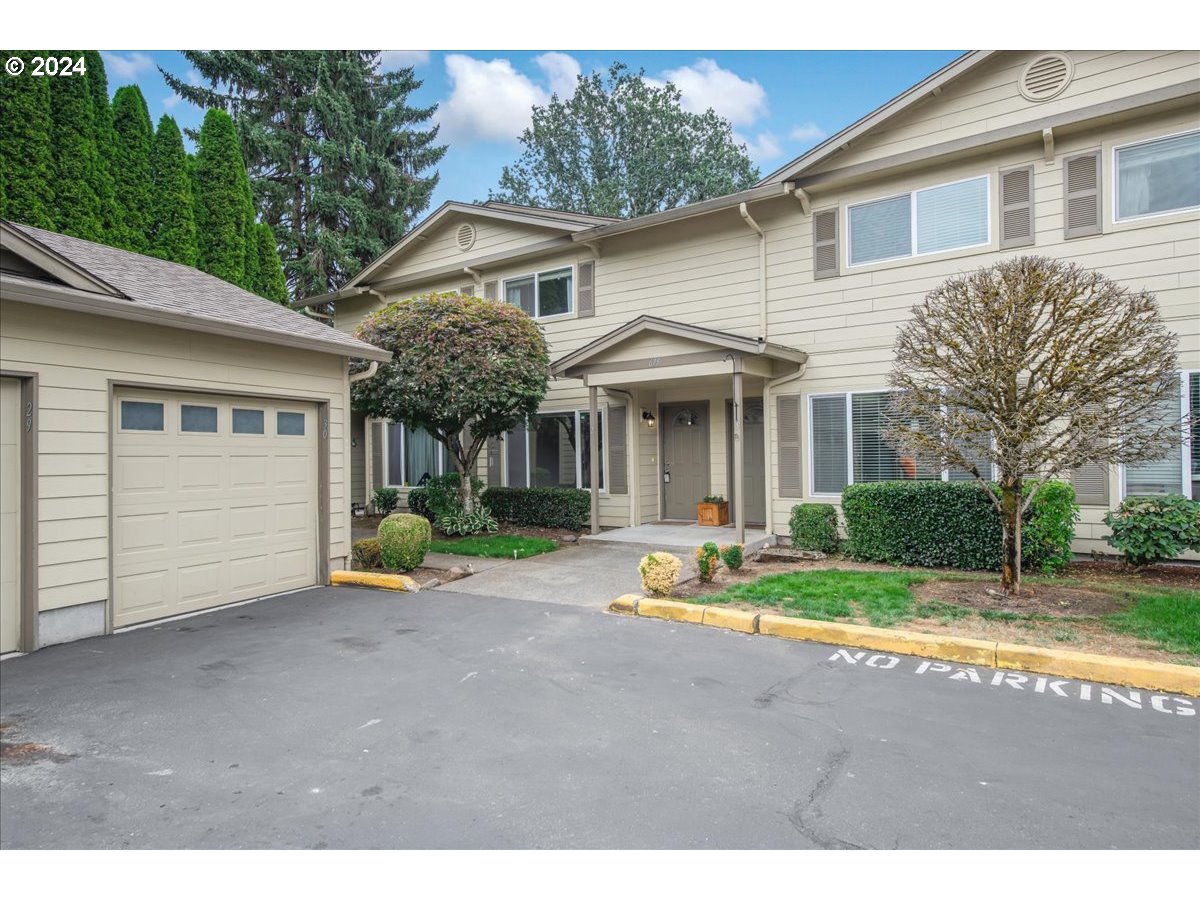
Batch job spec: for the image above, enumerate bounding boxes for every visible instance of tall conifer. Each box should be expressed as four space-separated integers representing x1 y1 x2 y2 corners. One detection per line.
254 223 288 303
111 85 154 252
193 108 247 284
83 50 120 240
48 51 102 240
0 50 54 227
148 114 197 266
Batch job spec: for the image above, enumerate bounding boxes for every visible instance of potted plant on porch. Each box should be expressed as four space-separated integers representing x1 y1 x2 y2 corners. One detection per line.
697 495 729 527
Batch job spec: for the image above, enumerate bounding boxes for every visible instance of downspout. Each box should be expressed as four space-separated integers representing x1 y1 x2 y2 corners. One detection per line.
349 360 379 385
761 361 808 537
739 202 767 342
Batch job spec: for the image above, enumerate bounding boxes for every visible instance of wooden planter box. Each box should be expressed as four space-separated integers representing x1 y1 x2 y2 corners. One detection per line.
697 501 729 527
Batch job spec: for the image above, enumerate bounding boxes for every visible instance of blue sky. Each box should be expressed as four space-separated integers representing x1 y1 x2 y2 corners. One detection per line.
100 50 962 211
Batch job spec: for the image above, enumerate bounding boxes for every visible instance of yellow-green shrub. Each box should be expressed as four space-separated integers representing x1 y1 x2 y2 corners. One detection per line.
377 513 432 572
639 552 682 597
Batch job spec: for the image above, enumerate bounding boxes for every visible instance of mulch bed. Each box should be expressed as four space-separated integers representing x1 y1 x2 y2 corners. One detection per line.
1064 560 1200 590
912 579 1129 617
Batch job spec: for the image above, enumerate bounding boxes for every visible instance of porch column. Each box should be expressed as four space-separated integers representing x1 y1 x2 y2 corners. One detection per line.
732 365 745 545
589 383 600 535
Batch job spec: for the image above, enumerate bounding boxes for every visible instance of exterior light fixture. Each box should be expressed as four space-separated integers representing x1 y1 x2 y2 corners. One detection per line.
641 410 657 428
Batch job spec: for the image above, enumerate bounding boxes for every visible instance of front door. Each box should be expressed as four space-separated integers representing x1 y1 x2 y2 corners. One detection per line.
727 398 766 524
661 402 709 520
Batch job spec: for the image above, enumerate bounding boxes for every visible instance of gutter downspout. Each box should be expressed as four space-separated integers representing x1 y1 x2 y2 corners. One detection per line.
761 361 808 537
739 202 767 342
349 360 379 385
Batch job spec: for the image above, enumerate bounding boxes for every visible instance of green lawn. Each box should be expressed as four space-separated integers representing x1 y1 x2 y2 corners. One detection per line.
1104 589 1200 657
429 534 558 560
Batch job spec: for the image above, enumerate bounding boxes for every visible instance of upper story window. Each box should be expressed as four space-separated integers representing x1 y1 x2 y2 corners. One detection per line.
1114 130 1200 222
848 175 989 266
504 267 573 319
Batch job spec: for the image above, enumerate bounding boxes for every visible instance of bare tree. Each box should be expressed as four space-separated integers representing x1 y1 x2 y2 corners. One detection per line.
886 256 1181 595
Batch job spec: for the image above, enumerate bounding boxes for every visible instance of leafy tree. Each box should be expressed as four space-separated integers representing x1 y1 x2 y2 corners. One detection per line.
110 85 154 252
83 50 120 240
48 54 103 240
0 51 54 228
160 51 446 299
490 62 760 218
353 293 551 516
193 108 248 285
885 256 1181 595
148 114 197 266
254 223 288 303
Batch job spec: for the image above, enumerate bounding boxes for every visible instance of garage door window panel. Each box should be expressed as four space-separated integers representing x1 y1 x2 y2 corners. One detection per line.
277 411 306 436
121 400 164 431
232 408 265 435
181 404 219 434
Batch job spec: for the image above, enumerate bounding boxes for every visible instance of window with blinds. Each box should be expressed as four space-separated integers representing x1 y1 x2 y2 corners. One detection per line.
1125 374 1187 497
848 175 990 266
1115 130 1200 221
811 395 849 495
1191 372 1200 500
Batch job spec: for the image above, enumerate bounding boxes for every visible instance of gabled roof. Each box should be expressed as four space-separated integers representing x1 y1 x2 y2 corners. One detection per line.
1 221 391 362
550 315 807 378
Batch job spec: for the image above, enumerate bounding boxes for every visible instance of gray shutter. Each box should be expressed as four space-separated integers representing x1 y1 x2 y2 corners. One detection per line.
459 283 474 297
607 405 627 494
1063 151 1101 239
1071 464 1109 507
777 395 802 498
486 436 503 486
812 209 839 280
577 260 595 318
1000 165 1035 249
483 280 498 301
370 420 386 505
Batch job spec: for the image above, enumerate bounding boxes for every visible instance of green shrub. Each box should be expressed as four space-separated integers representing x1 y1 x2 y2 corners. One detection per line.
639 552 682 597
701 494 726 504
789 503 839 553
377 513 432 571
695 541 721 583
720 543 744 571
372 486 400 517
482 486 591 531
438 506 499 537
351 537 381 569
1104 494 1200 566
422 472 486 520
406 486 432 521
841 480 1077 572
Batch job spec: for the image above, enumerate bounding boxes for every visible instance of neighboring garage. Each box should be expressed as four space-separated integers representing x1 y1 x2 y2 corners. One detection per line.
0 220 390 651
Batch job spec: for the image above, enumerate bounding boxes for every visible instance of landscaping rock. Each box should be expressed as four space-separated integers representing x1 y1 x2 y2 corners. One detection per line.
561 534 579 544
758 547 828 563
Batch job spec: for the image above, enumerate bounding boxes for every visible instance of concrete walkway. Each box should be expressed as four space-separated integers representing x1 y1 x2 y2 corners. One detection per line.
582 521 773 553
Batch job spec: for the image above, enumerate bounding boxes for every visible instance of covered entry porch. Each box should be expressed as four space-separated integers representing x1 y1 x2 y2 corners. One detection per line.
550 315 807 545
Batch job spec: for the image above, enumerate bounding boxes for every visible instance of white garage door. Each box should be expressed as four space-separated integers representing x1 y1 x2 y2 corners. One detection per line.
112 389 320 628
1 377 21 653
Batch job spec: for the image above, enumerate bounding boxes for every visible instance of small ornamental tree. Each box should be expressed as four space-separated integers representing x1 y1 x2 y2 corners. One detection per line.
886 256 1181 595
353 292 551 517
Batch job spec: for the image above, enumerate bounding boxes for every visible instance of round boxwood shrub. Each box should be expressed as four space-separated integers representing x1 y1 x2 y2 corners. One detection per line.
789 503 840 553
377 513 432 572
639 552 682 597
1104 494 1200 566
720 543 744 571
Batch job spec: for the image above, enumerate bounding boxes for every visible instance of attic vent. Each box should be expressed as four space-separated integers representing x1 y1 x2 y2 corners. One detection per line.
456 222 476 252
1019 54 1073 102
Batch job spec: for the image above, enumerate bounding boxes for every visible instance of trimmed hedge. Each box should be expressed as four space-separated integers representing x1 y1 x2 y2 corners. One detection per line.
841 480 1077 573
377 513 432 571
483 486 591 531
789 503 839 553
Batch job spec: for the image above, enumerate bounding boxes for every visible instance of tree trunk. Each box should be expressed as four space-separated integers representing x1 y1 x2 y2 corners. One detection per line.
1000 475 1023 595
458 462 476 516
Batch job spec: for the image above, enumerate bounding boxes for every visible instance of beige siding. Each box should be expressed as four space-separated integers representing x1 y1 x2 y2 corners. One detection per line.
0 300 353 614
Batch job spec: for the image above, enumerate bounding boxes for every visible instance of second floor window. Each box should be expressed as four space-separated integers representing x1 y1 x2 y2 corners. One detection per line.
848 175 989 266
1115 130 1200 222
504 267 573 318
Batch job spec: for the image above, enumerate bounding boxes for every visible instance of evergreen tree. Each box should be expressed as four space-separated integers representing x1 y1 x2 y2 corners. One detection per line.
193 108 247 285
83 50 120 240
110 85 154 252
0 50 54 228
48 52 102 240
255 223 288 303
148 115 197 266
161 51 445 299
239 169 259 292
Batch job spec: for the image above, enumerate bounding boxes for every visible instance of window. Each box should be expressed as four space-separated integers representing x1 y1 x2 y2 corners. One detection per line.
232 408 264 434
384 422 450 487
1124 373 1196 499
277 411 305 436
503 267 573 318
1115 130 1200 221
509 409 603 490
848 175 989 266
181 404 218 433
121 400 164 431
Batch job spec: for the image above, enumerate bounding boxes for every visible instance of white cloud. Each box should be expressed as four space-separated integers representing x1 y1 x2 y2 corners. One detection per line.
163 69 200 110
101 51 155 80
435 53 581 144
735 131 783 162
380 50 430 70
162 93 182 110
788 122 828 144
655 58 767 127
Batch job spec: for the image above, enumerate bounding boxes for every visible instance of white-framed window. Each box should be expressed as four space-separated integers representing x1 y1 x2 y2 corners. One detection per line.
1113 129 1200 223
503 266 573 319
384 422 452 487
1122 372 1199 499
807 390 992 496
119 399 165 432
847 175 990 267
502 409 604 491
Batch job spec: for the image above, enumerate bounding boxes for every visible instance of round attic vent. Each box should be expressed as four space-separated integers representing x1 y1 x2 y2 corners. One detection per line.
456 222 477 252
1019 53 1074 102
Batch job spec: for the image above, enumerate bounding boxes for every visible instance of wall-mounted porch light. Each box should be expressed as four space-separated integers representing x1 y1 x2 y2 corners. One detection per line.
641 409 657 428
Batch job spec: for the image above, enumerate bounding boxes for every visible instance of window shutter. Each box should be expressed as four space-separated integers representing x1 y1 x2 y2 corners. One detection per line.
486 436 503 486
607 405 627 494
812 209 839 280
459 283 475 297
1071 464 1109 507
577 260 595 318
1000 165 1035 249
370 420 386 503
777 395 802 498
483 280 498 301
1063 151 1101 239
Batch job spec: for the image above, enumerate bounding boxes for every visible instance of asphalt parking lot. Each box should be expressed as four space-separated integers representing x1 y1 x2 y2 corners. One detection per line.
2 586 1197 849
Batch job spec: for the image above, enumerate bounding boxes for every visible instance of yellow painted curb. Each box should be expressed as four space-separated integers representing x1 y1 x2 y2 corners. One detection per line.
757 615 996 665
331 570 418 592
995 643 1200 698
609 594 642 615
701 607 759 634
637 597 705 624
